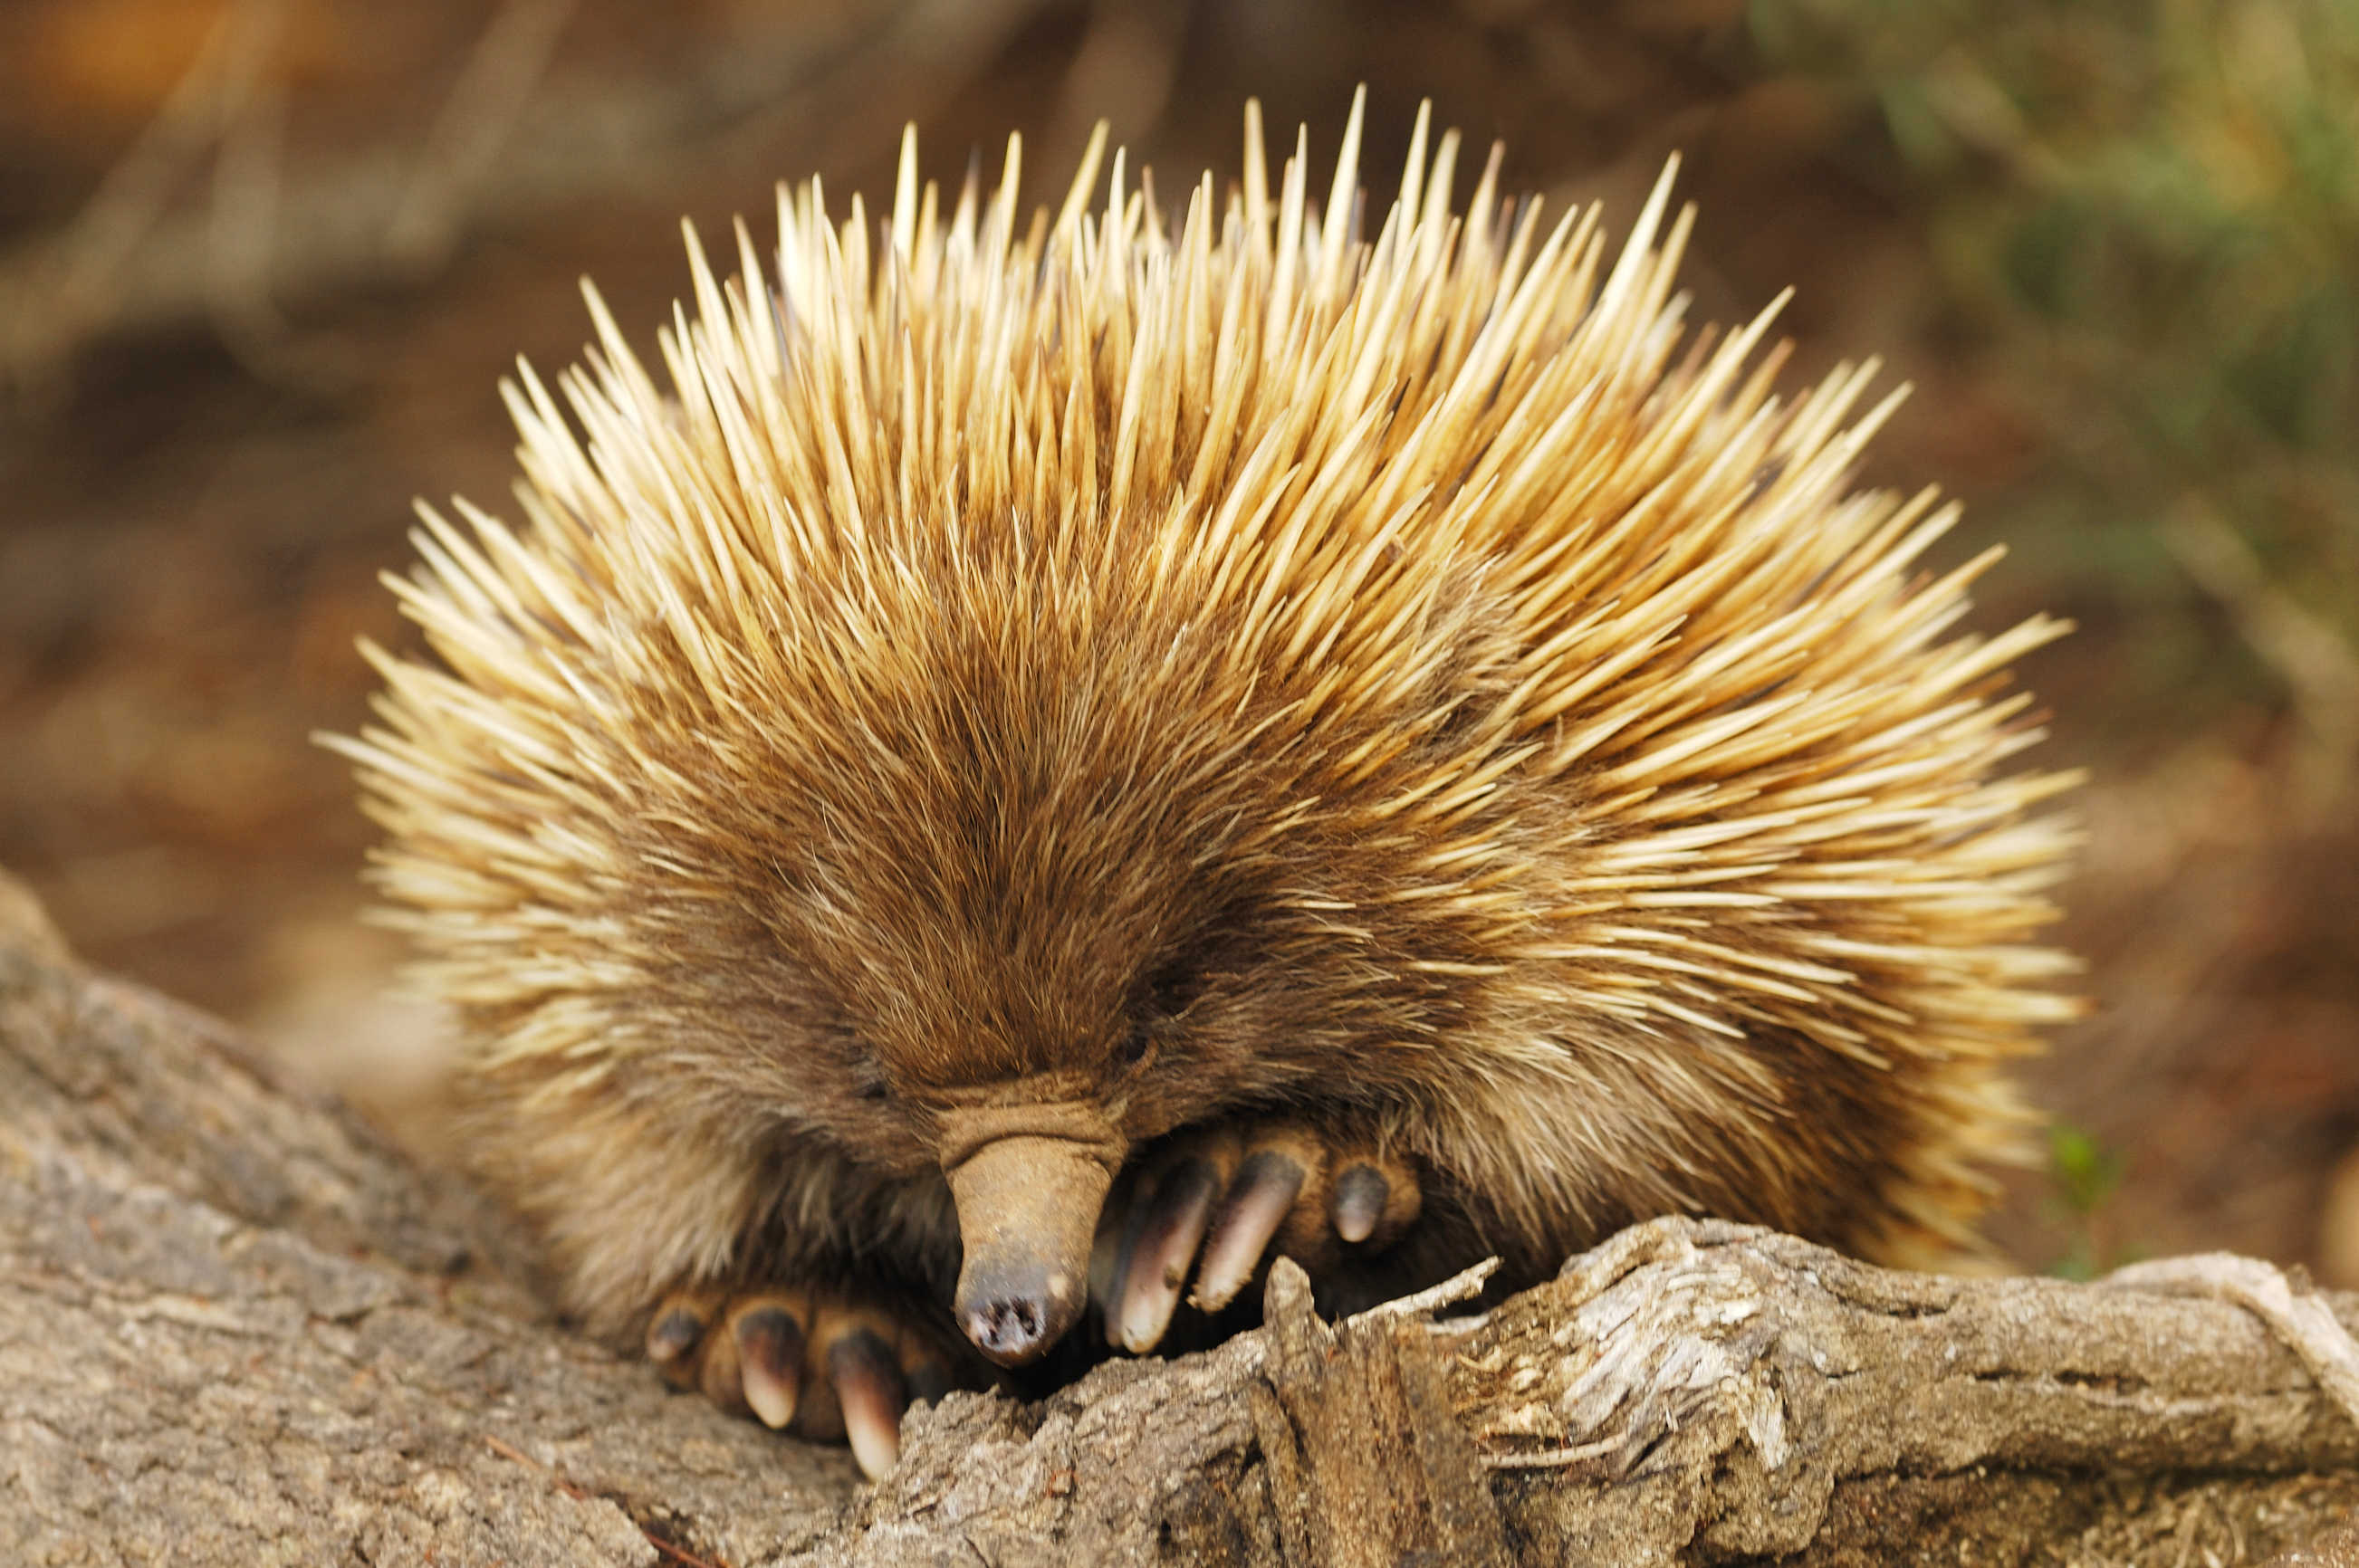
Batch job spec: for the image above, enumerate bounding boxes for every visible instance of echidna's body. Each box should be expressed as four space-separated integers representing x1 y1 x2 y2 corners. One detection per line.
337 100 2077 1460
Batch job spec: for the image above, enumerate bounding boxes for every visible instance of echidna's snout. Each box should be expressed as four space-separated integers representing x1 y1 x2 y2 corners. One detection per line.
939 1104 1126 1366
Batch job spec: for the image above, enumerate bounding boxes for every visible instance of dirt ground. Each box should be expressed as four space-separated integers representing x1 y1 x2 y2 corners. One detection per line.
3 0 2354 1285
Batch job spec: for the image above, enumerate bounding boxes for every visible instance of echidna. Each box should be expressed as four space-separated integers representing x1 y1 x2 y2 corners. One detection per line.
329 94 2081 1478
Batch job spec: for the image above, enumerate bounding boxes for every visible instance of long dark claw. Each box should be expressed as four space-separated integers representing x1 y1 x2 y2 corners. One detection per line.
1331 1162 1390 1245
1115 1156 1222 1353
1191 1151 1306 1313
734 1305 806 1429
647 1305 705 1367
829 1329 908 1480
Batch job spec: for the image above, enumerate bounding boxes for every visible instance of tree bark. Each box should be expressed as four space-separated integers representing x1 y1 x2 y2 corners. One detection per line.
2 866 2354 1566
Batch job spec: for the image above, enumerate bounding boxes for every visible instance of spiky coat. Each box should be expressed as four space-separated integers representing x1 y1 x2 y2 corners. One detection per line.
333 99 2080 1340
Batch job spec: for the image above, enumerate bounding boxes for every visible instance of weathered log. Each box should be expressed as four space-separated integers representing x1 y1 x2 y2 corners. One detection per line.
0 871 862 1567
2 865 2354 1566
1252 1257 1510 1567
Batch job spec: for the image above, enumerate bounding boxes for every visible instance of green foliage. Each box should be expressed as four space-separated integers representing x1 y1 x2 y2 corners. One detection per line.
2041 1119 2134 1279
1750 0 2359 770
2047 1119 2125 1217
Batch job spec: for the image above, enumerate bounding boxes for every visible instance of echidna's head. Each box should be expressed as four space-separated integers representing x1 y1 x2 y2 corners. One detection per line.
335 99 2078 1366
607 519 1525 1361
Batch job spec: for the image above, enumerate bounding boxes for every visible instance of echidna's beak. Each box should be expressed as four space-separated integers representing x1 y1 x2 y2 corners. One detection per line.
939 1104 1125 1367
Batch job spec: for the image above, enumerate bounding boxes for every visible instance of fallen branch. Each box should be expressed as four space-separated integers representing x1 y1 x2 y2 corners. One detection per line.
1 865 2354 1566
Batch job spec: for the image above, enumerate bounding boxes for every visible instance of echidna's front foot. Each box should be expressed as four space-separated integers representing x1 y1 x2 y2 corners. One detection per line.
1106 1122 1421 1354
644 1286 963 1478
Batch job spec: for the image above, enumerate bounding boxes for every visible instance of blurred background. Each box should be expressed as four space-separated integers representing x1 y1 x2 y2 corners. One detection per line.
2 0 2354 1280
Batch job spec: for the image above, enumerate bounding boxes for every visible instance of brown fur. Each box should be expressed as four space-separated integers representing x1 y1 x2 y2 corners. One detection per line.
329 97 2080 1345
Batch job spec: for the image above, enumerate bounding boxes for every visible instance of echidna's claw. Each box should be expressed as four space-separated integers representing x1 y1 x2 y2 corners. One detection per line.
1191 1149 1308 1312
646 1292 716 1367
643 1285 967 1480
827 1328 908 1478
1330 1162 1391 1244
1105 1122 1423 1353
1112 1154 1221 1352
733 1303 805 1428
647 1296 715 1366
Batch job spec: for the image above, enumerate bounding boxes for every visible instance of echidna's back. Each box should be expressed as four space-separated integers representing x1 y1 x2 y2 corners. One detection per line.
329 97 2078 1366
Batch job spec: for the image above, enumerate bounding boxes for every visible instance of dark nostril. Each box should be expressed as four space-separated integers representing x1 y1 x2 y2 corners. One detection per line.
969 1296 1045 1355
956 1269 1088 1365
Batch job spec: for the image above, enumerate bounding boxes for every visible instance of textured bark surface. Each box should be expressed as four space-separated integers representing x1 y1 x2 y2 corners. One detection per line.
3 865 2356 1567
0 870 863 1568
